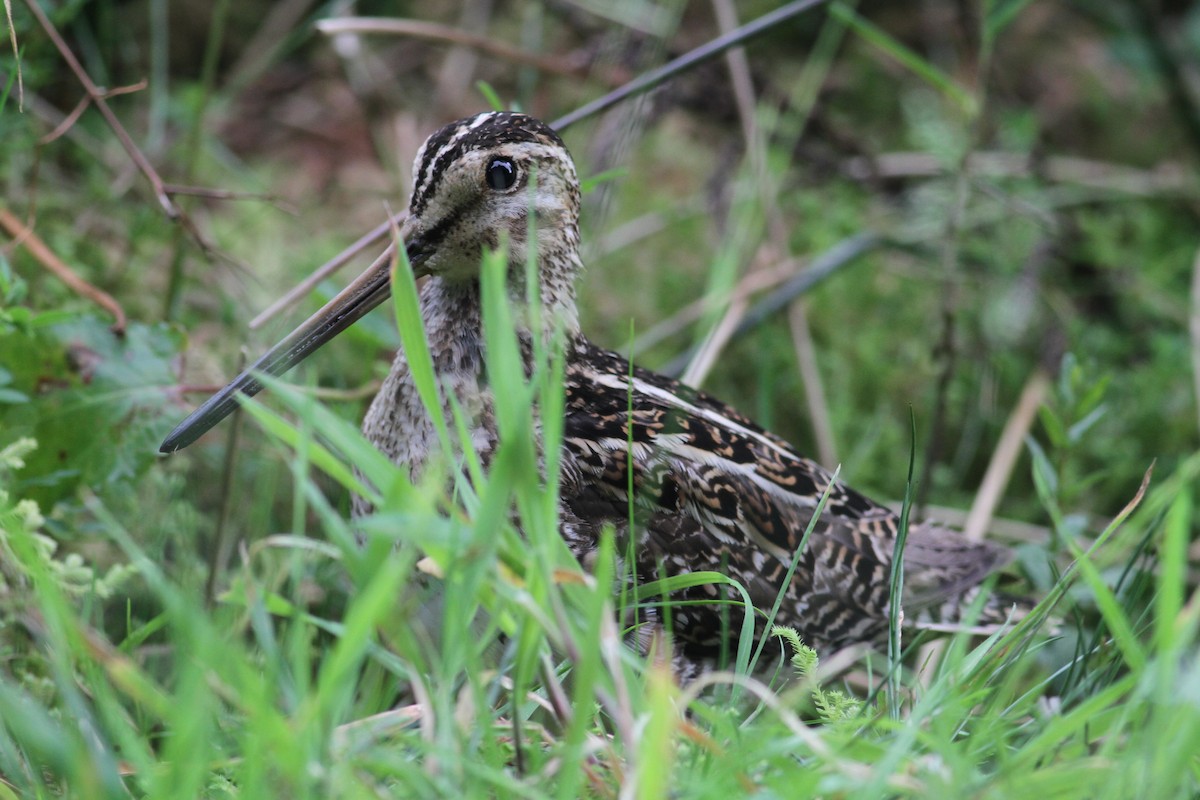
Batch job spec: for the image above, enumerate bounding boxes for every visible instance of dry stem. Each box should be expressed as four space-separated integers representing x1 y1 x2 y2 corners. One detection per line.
0 206 127 333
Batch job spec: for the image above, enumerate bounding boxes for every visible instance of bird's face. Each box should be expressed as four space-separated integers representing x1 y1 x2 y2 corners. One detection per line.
402 112 581 284
159 112 581 453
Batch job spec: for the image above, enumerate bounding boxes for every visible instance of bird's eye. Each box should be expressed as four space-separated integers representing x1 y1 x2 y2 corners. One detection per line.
485 158 518 190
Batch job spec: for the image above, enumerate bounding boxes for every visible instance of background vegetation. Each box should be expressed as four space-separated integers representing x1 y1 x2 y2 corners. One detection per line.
1 0 1198 796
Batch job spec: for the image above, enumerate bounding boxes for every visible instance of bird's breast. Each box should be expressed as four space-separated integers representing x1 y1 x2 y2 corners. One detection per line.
361 346 496 482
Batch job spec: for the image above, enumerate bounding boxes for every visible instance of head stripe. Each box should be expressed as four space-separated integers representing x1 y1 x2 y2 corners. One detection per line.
410 112 566 216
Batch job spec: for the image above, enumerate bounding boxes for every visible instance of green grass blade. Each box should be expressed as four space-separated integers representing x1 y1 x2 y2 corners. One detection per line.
390 228 456 463
830 2 975 115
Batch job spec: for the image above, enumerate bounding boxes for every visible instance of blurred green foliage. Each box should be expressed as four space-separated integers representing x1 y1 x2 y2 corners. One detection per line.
0 0 1198 794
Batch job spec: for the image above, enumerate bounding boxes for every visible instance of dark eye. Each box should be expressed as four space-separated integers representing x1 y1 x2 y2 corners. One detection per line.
485 158 517 190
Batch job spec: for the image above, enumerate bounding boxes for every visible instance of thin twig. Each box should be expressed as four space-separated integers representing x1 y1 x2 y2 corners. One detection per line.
316 17 627 87
162 184 295 209
843 152 1191 197
537 653 574 726
20 0 213 255
12 89 107 154
205 351 248 606
38 95 90 145
249 216 402 329
3 0 22 110
963 369 1051 542
679 296 749 387
99 79 149 99
788 303 837 466
632 257 801 355
663 234 880 377
551 0 831 131
162 183 301 219
0 206 127 333
678 0 765 389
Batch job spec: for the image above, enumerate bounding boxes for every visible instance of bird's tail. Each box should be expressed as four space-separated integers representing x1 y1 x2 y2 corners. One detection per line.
908 584 1034 638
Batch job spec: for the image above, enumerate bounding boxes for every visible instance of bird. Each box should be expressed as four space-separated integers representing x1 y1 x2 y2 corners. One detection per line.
160 111 1011 677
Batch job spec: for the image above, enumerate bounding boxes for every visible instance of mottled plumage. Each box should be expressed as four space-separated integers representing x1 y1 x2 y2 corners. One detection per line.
559 338 1008 667
161 111 1011 675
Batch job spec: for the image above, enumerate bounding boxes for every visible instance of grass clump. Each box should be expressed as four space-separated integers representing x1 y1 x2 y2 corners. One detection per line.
1 240 1196 797
2 0 1199 796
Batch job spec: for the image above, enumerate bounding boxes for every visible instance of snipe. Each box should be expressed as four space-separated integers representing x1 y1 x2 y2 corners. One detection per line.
161 112 1010 675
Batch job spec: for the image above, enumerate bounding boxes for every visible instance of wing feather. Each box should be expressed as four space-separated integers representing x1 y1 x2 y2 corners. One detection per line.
560 338 1009 654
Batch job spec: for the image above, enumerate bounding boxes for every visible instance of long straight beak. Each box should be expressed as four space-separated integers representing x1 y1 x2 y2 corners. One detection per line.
159 236 425 453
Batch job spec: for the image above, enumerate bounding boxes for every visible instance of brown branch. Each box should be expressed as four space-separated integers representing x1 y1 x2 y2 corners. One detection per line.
315 17 629 87
101 78 148 99
0 206 127 333
21 0 214 256
38 95 90 145
788 302 837 467
162 183 299 215
963 369 1051 542
843 152 1192 197
3 0 22 110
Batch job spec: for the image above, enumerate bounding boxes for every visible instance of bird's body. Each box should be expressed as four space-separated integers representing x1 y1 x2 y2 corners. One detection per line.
162 111 1010 673
355 112 1008 667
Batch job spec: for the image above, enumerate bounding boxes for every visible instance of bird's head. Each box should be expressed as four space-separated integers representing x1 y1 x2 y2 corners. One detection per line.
159 112 582 453
401 111 582 285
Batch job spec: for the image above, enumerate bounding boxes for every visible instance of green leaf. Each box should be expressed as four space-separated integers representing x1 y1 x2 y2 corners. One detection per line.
1026 435 1058 497
1038 405 1067 450
1153 491 1191 658
579 167 628 194
475 80 507 112
236 392 379 505
1067 403 1107 443
0 316 184 507
830 2 976 115
984 0 1039 44
1066 539 1147 673
1076 373 1111 417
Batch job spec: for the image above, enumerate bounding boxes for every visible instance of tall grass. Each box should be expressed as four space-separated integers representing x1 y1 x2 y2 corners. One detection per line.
1 237 1197 796
3 0 1199 796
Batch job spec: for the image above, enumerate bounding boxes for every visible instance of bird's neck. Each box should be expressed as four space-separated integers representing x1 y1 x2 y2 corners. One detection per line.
417 278 484 374
418 253 582 371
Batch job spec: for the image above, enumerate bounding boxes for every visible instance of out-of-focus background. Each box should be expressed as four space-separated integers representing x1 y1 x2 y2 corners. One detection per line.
4 1 1196 546
1 1 1198 794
